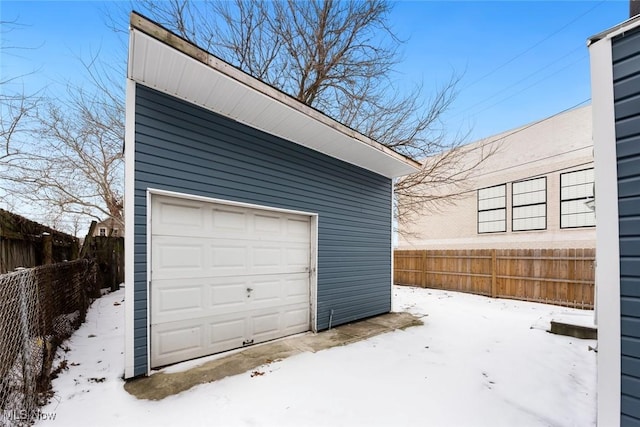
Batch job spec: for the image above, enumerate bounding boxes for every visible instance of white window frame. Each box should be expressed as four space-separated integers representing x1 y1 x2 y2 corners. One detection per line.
560 168 595 229
512 177 547 232
477 184 507 234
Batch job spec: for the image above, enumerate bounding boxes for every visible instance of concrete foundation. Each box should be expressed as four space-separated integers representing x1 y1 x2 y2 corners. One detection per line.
124 312 423 400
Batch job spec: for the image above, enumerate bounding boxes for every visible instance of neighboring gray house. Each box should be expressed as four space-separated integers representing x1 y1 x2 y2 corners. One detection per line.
124 13 420 378
589 14 640 427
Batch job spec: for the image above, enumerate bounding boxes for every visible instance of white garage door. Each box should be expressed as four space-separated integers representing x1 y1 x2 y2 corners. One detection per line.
150 195 311 368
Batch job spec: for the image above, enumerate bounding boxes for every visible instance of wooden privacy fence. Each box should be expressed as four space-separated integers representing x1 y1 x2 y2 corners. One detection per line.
394 249 595 309
0 209 79 273
81 236 124 294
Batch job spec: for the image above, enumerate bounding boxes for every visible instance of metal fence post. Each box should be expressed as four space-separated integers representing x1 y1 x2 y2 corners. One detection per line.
18 272 33 417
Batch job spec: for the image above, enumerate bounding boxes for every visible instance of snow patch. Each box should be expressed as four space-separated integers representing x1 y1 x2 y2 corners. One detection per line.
37 286 596 427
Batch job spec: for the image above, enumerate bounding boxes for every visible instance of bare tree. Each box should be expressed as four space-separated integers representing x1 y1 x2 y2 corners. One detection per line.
3 1 501 237
125 1 400 130
0 19 41 207
117 0 498 235
1 16 124 235
0 89 38 184
3 57 125 233
19 56 125 227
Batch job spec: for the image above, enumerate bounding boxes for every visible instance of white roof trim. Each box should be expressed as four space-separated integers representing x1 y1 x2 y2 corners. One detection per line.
588 14 640 45
128 13 420 178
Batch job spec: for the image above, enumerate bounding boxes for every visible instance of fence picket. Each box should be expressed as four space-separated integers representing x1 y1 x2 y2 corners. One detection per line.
394 248 595 309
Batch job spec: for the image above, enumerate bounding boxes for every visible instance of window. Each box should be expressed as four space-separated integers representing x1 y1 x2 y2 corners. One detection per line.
478 184 506 233
512 177 546 231
99 228 106 237
113 228 119 236
560 168 595 228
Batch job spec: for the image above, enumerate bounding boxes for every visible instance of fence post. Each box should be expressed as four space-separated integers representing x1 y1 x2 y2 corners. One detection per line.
79 221 97 259
18 272 33 414
491 249 497 298
421 250 427 288
42 232 52 265
70 239 79 260
110 242 119 292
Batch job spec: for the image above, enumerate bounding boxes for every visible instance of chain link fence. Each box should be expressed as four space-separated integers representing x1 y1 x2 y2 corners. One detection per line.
0 259 98 426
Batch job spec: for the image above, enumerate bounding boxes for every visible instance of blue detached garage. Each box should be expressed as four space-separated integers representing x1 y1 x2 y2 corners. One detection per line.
123 13 421 378
589 13 640 427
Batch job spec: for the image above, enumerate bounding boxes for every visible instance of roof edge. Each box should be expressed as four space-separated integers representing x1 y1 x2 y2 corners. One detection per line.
129 11 421 173
588 14 640 45
455 103 591 153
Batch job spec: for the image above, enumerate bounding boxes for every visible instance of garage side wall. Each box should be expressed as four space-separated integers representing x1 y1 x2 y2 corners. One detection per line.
612 27 640 425
132 85 392 376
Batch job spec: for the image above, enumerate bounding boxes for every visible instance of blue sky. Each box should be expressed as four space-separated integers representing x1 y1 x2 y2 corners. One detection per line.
0 0 630 143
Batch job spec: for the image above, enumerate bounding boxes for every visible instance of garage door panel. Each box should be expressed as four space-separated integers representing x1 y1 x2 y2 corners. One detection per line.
252 246 283 267
251 312 281 338
254 212 282 234
153 313 250 367
248 306 309 342
151 277 208 324
252 228 310 243
250 278 282 303
246 274 308 307
151 195 312 369
211 207 247 232
286 217 312 240
208 316 247 351
209 280 249 311
211 245 247 269
154 240 205 271
153 198 205 237
152 321 205 367
284 275 312 299
152 236 207 280
284 308 311 331
252 243 309 274
286 246 311 267
153 284 204 319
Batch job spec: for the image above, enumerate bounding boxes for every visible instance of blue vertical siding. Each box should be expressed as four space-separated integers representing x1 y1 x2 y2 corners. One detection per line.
613 27 640 426
132 84 393 376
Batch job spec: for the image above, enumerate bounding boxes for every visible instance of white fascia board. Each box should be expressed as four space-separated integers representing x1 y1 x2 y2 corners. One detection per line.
145 190 152 376
588 14 640 45
589 35 621 427
390 180 395 309
124 78 136 379
128 18 420 179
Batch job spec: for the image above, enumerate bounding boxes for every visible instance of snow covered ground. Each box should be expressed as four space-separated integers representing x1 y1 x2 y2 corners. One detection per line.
36 286 596 427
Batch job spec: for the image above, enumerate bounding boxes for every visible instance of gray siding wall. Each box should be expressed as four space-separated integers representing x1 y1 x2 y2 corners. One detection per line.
133 84 393 376
613 28 640 426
